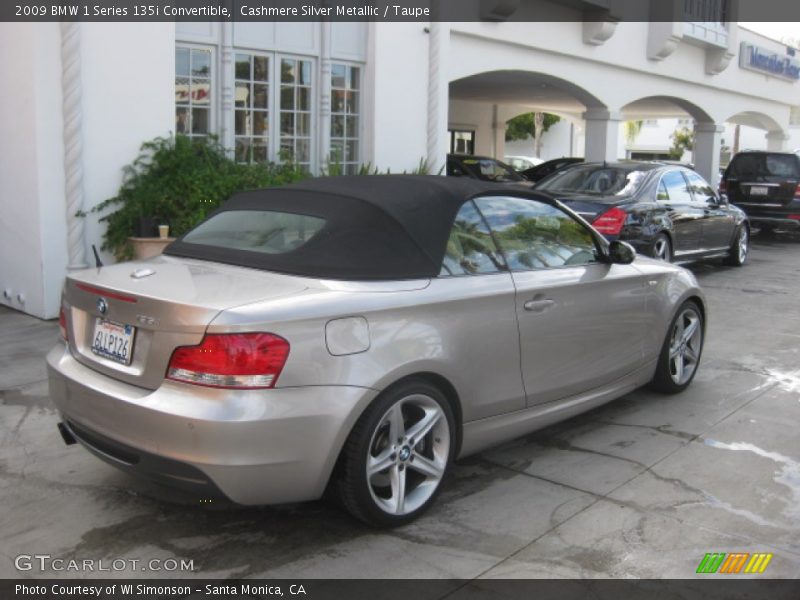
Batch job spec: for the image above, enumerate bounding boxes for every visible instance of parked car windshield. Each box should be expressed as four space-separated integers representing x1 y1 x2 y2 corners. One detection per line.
460 158 525 183
537 165 648 196
727 153 800 178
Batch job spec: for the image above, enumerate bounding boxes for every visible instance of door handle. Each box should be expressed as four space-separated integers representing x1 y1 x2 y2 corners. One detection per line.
523 298 555 312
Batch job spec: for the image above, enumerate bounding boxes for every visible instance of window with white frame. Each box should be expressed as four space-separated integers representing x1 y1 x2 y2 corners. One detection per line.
234 53 270 163
279 58 313 171
175 46 212 139
330 64 361 174
175 43 361 173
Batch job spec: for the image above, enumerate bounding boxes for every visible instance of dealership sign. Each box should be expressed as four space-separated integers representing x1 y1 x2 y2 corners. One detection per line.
739 42 800 81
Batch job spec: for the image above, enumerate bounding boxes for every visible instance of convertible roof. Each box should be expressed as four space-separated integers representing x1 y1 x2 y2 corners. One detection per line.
165 175 531 280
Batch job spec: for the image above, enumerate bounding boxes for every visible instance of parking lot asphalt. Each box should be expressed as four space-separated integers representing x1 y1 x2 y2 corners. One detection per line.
1 229 799 580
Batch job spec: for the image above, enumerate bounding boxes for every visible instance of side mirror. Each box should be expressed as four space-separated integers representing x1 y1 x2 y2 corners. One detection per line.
608 240 636 265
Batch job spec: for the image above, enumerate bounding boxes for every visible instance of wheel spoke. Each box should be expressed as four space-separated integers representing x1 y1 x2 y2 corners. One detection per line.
671 352 684 381
390 464 406 514
409 453 444 480
367 449 395 477
405 408 441 443
387 403 405 442
682 317 699 343
673 318 685 343
684 345 699 363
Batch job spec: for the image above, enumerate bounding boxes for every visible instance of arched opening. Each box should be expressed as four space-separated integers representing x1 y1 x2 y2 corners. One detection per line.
448 70 607 163
722 111 788 166
620 95 719 183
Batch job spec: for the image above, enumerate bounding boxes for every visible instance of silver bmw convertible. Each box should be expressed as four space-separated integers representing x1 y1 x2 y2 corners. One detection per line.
48 175 706 526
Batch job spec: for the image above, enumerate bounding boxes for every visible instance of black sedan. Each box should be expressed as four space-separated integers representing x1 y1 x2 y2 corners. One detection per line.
535 161 749 266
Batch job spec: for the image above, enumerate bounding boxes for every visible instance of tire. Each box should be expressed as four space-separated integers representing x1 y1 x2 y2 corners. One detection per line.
650 301 704 394
336 379 456 527
651 233 672 262
723 225 749 266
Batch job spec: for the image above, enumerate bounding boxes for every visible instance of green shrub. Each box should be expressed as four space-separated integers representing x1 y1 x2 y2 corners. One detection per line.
85 135 307 259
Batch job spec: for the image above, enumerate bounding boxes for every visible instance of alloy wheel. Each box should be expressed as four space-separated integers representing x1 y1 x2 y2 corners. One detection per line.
668 307 703 386
737 227 748 264
653 235 671 261
366 394 450 516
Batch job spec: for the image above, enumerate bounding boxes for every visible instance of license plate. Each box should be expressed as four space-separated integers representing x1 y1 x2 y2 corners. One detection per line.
91 318 136 365
750 186 769 196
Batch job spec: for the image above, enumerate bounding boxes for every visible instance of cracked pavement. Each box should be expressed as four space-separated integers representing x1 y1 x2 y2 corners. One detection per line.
1 229 799 579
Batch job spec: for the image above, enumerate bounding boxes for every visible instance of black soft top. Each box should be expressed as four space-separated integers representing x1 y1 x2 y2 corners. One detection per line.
165 175 537 280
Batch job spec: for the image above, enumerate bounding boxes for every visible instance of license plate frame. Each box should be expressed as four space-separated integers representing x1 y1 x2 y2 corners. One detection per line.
749 186 769 196
90 318 136 365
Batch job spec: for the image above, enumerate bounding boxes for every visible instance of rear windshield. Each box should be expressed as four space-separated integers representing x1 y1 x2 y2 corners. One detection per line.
165 189 441 280
181 210 326 254
537 165 647 196
728 153 800 178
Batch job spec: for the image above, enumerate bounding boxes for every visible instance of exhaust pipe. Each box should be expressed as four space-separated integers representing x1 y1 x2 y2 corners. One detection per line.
57 422 77 445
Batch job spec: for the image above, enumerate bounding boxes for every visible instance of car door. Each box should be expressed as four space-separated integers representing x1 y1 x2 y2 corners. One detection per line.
473 195 648 407
684 170 735 250
658 170 703 257
433 199 526 420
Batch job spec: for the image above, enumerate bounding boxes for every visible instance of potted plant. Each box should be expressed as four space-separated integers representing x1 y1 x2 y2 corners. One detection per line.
83 134 306 261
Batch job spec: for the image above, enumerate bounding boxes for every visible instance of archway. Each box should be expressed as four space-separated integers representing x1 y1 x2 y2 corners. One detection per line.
448 70 608 162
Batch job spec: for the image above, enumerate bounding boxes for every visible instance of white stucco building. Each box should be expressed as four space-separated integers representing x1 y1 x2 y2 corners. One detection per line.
1 2 799 319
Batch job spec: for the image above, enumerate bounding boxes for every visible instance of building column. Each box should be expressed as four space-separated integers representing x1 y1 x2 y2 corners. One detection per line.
491 104 506 159
582 108 621 162
765 130 790 151
220 20 235 155
693 122 723 186
318 21 333 173
61 22 87 271
426 22 449 174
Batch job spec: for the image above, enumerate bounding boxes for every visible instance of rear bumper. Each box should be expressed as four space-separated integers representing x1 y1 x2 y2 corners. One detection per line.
733 200 800 229
47 343 378 505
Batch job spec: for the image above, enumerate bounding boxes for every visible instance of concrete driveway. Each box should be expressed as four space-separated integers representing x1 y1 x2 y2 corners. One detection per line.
2 230 799 580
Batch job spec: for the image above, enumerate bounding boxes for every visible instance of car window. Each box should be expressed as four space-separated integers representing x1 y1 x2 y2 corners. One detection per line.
461 158 524 182
684 171 717 204
657 179 669 201
440 201 505 276
181 210 326 254
659 171 693 203
537 165 646 196
474 196 599 271
728 153 800 178
764 154 800 177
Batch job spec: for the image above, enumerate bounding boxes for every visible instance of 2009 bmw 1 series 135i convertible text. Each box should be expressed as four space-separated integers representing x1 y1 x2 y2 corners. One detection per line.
48 175 706 527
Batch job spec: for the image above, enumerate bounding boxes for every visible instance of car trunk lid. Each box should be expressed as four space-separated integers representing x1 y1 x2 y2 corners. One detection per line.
549 192 632 222
62 255 309 390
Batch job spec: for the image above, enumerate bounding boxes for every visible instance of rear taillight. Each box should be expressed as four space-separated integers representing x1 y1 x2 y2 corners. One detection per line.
166 333 290 389
591 207 627 236
788 214 800 221
59 307 68 341
718 180 727 194
794 183 800 198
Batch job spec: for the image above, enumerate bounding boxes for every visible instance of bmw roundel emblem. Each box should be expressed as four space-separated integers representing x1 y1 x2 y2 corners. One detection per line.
97 297 108 315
